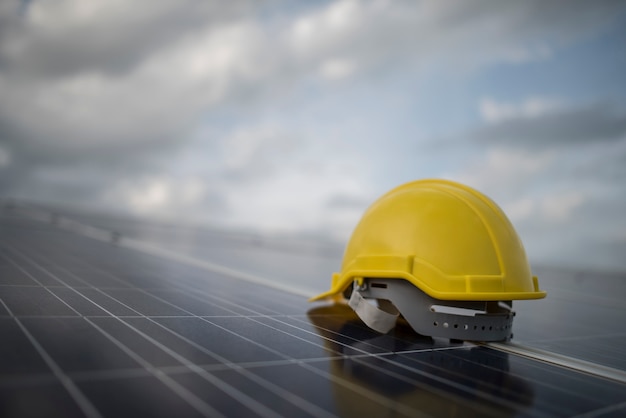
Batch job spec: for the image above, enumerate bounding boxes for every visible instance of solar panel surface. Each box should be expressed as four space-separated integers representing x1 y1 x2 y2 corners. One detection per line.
1 206 625 417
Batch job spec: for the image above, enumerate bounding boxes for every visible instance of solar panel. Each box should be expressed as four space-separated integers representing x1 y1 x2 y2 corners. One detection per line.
1 208 625 417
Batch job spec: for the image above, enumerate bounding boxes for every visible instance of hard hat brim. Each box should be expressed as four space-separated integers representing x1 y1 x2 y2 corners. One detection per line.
309 270 546 303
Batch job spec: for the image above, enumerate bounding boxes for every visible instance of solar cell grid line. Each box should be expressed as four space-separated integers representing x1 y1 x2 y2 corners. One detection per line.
64 254 290 321
167 273 626 415
20 255 346 418
18 237 320 337
52 246 457 349
39 229 626 414
0 233 600 416
570 401 626 418
441 347 626 409
293 320 625 416
167 278 447 356
445 346 619 409
81 317 227 418
283 313 460 353
6 234 451 417
40 242 508 356
3 216 615 411
65 358 294 383
1 249 258 418
518 307 616 340
190 287 458 353
486 351 626 415
3 245 342 416
91 232 626 388
63 247 307 317
22 219 314 310
24 246 334 360
4 247 330 418
486 342 626 386
302 304 624 399
26 232 241 306
14 243 430 418
0 251 86 317
89 258 542 418
139 274 444 357
0 293 102 418
190 301 540 415
15 280 332 416
529 335 626 371
18 229 438 418
243 301 626 412
235 286 306 312
63 245 468 360
0 295 11 316
182 310 538 416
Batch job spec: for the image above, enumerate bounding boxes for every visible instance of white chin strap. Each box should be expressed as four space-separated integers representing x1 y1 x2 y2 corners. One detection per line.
349 287 399 333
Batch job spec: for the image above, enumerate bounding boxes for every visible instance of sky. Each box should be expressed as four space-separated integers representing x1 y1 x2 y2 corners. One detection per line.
1 0 626 271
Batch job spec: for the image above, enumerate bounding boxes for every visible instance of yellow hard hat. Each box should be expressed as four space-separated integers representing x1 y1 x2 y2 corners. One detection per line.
310 179 546 341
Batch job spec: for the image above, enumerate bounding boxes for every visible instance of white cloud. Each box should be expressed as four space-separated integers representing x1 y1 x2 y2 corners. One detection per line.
111 176 208 218
502 197 535 222
319 58 356 80
500 191 586 224
479 97 563 124
451 148 554 193
540 191 585 221
0 20 273 152
220 163 367 238
290 0 364 53
126 178 171 214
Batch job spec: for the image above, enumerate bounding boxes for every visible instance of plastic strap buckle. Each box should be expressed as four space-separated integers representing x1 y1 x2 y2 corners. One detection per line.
349 285 399 334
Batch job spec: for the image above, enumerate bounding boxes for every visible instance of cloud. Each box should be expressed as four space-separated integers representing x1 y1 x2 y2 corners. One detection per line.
0 20 272 153
479 97 563 124
108 176 213 218
0 144 10 167
501 197 535 222
1 0 625 271
287 0 621 78
473 101 626 147
319 58 356 80
450 148 555 194
499 192 586 223
0 0 255 78
540 191 585 221
217 126 297 182
1 0 620 162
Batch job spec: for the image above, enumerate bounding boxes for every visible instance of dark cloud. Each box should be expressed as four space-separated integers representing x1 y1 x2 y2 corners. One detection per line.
0 1 256 78
289 0 626 79
473 103 626 147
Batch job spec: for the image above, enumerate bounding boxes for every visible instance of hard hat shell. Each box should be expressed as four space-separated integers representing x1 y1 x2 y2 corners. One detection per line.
311 179 545 302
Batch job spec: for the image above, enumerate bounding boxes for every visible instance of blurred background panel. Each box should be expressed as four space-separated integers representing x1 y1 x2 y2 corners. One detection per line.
1 0 625 272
